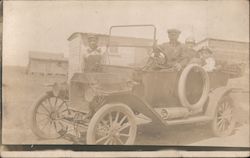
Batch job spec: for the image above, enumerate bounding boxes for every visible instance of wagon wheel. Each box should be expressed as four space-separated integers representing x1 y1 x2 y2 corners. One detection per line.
211 95 236 137
86 104 137 145
31 94 68 139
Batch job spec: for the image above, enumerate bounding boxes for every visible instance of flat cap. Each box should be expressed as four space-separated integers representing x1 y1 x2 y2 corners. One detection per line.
167 29 181 34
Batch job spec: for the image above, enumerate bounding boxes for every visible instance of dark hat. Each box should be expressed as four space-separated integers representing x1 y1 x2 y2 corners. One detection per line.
167 29 181 34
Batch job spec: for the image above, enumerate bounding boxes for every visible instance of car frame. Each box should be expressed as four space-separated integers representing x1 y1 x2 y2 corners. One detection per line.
31 24 241 145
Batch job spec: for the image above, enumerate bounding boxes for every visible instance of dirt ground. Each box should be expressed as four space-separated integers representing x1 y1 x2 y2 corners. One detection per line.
2 66 249 147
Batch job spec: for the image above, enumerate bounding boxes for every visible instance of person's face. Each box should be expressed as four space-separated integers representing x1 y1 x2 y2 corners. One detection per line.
168 33 179 42
89 39 98 49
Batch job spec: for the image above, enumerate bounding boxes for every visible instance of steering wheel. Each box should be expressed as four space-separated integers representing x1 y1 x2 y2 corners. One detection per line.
142 46 169 71
146 46 168 60
154 46 168 60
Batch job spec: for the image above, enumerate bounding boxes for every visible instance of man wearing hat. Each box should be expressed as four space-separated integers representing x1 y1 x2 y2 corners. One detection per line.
158 29 188 71
82 34 103 72
184 37 199 62
81 34 104 122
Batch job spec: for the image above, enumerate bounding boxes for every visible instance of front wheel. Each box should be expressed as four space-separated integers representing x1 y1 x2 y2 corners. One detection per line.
86 104 137 145
31 93 69 139
211 95 236 137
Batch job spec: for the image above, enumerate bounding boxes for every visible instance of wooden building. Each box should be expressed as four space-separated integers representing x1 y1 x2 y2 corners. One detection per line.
194 38 249 65
27 51 68 75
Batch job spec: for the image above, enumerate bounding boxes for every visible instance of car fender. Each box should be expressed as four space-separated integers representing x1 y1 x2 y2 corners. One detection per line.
205 86 234 118
104 92 167 128
45 90 54 96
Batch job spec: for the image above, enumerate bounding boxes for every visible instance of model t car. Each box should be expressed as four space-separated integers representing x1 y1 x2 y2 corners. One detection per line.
31 25 242 145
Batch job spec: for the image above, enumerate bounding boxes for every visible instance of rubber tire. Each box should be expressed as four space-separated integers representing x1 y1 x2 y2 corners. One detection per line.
178 64 210 110
31 93 67 139
211 95 236 137
86 103 137 145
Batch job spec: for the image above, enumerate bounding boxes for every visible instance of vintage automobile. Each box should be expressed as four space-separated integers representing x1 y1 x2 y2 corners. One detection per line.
31 25 243 145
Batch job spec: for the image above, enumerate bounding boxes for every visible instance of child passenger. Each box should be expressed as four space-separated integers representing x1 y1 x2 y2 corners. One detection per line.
198 47 216 72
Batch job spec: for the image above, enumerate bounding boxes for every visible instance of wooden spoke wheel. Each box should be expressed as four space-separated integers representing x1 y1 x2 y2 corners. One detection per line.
86 104 137 145
211 95 236 137
31 94 68 139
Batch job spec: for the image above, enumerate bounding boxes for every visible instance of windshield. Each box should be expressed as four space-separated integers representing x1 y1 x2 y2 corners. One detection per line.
104 25 156 67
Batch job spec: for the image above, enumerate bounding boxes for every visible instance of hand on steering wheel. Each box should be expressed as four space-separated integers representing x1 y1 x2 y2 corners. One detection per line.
155 46 168 56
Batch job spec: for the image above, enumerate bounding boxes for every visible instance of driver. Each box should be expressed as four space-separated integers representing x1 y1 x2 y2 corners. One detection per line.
82 34 103 72
158 29 188 71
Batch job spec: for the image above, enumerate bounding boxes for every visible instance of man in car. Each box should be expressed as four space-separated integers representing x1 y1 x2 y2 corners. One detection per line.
184 37 201 64
158 29 189 71
185 37 196 55
82 34 103 72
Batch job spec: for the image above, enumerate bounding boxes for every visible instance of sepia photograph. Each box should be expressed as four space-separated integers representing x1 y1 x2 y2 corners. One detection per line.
1 0 249 152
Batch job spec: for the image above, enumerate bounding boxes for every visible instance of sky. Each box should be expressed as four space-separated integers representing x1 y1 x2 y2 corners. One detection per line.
3 0 249 66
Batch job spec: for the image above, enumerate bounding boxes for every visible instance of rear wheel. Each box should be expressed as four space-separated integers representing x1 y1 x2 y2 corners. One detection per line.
31 94 68 139
211 95 236 136
86 104 137 145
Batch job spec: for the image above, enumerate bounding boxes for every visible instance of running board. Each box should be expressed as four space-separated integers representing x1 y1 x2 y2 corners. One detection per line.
166 116 212 125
